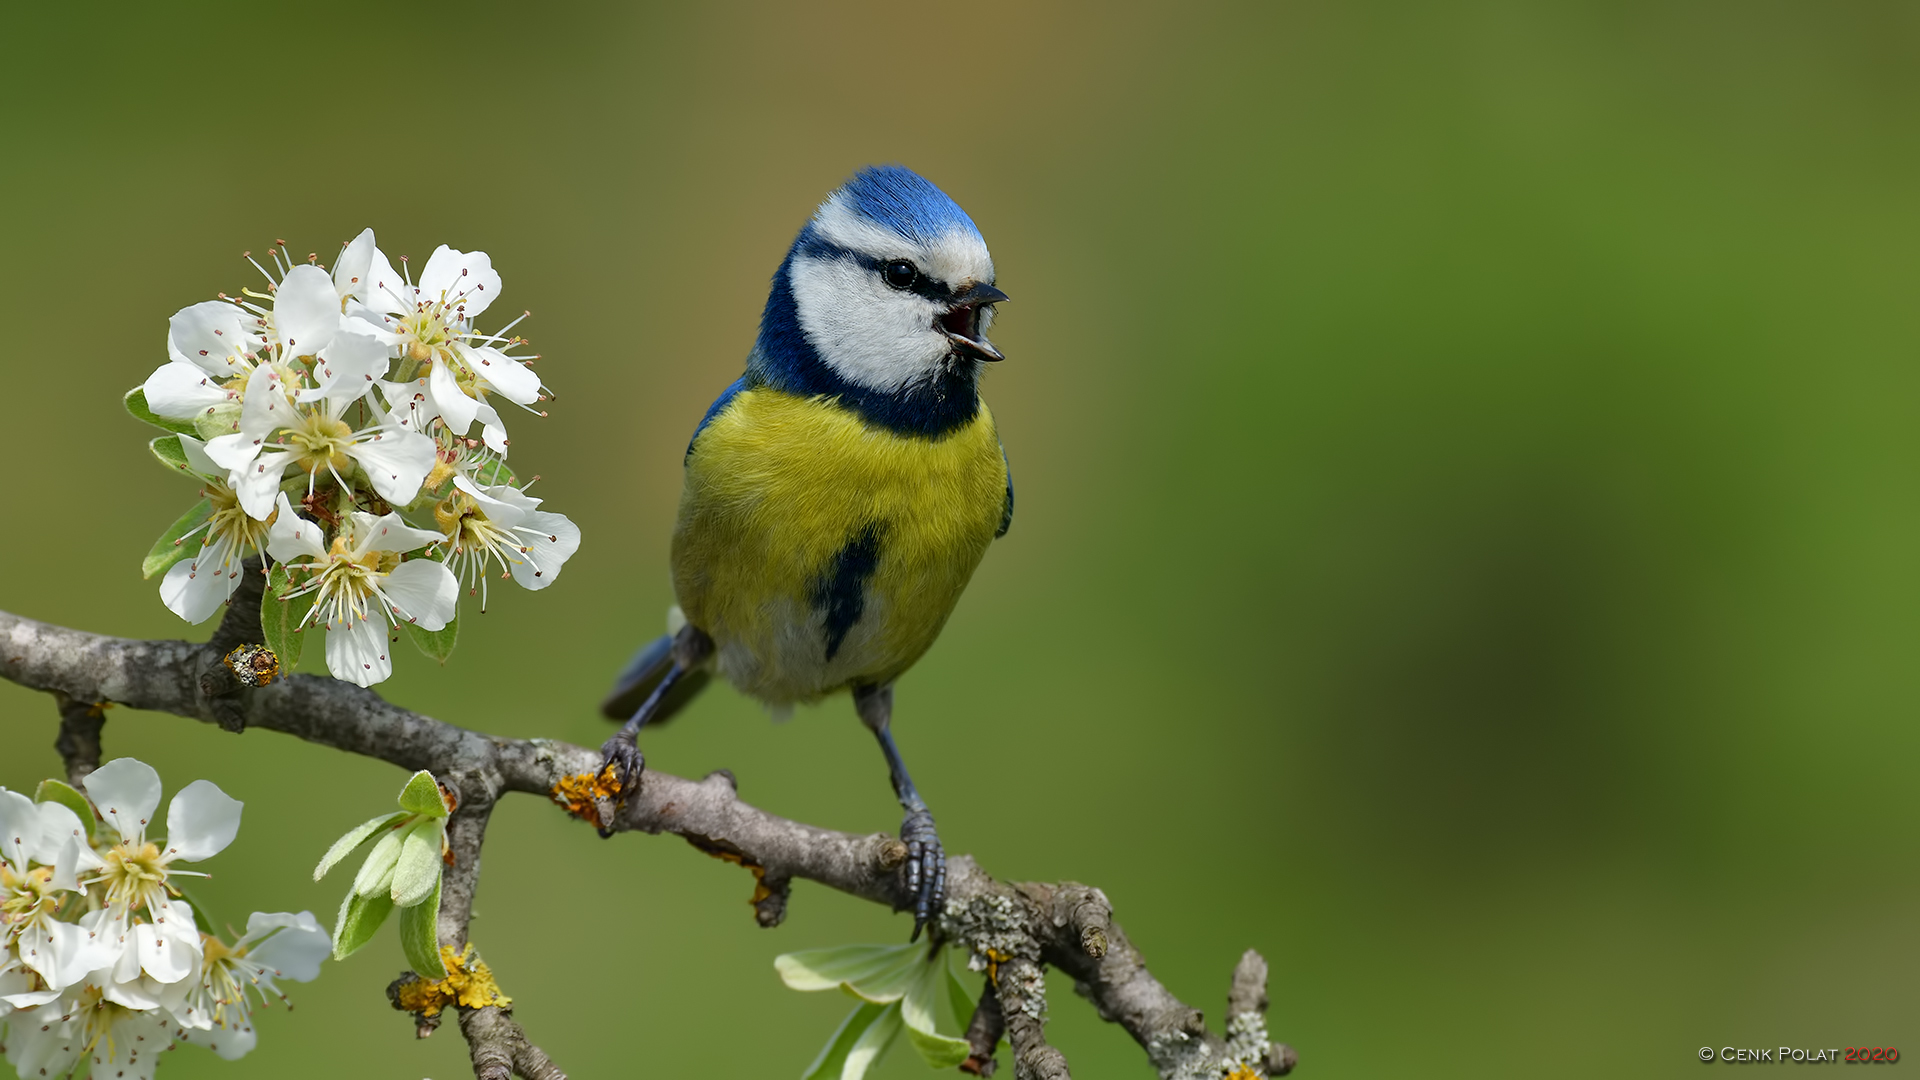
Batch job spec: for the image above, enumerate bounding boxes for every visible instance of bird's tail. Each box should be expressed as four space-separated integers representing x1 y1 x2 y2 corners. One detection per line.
600 632 712 724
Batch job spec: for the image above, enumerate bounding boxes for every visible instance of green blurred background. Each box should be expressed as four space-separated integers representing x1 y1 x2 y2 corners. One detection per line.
3 2 1916 1076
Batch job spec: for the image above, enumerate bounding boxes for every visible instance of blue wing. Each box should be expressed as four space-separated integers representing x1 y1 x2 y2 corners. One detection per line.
686 374 751 461
996 441 1013 538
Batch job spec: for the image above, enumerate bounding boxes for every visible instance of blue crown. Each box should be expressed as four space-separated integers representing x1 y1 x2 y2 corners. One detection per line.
835 166 982 246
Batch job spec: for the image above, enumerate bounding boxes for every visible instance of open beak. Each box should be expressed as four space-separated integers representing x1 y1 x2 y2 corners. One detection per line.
941 283 1010 363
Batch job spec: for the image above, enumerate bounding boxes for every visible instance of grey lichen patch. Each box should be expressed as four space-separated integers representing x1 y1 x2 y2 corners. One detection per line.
1222 1010 1271 1072
940 891 1034 968
1150 1011 1271 1080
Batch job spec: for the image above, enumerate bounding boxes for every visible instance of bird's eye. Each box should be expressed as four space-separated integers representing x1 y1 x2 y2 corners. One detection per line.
883 260 918 290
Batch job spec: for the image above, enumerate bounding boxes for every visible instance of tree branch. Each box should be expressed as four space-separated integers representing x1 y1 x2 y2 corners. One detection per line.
0 607 1294 1079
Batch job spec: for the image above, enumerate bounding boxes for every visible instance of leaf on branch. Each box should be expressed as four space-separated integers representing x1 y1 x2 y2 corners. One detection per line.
390 818 446 907
403 615 458 664
946 964 978 1034
262 564 314 671
397 770 450 818
399 876 447 979
124 387 199 436
314 812 407 881
776 943 922 996
803 1000 900 1080
142 499 213 580
34 779 96 841
147 435 195 476
333 889 394 961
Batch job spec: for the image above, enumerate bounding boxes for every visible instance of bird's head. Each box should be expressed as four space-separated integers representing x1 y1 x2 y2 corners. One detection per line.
756 166 1006 408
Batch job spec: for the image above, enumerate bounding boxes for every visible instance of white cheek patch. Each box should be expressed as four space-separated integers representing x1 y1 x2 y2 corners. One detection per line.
790 254 951 393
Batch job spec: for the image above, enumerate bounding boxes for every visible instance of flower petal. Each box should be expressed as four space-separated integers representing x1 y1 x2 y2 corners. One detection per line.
430 355 479 434
451 475 527 528
240 910 330 982
299 327 390 404
232 447 295 521
0 788 35 871
332 227 376 304
272 264 341 357
325 612 392 687
379 559 458 631
474 399 510 452
267 494 327 562
180 1013 258 1061
507 510 580 591
134 906 198 984
163 778 241 862
361 245 410 315
419 245 501 318
142 361 231 421
167 300 258 378
459 343 541 405
176 433 224 477
376 376 439 433
346 428 436 506
160 549 240 624
203 364 288 470
357 511 446 555
84 758 164 844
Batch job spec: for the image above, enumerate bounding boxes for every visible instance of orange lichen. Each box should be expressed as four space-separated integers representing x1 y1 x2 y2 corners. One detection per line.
984 947 1011 983
549 766 621 823
391 944 512 1019
695 843 773 905
1224 1066 1261 1080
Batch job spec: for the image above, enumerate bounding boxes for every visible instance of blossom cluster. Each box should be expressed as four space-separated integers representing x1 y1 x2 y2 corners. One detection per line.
132 231 581 686
0 759 329 1078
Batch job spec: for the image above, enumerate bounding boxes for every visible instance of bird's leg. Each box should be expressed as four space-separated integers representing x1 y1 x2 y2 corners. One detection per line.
597 625 712 837
854 683 946 940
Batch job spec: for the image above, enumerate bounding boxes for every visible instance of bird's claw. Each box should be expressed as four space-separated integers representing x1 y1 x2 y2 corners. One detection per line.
900 808 946 941
595 732 646 838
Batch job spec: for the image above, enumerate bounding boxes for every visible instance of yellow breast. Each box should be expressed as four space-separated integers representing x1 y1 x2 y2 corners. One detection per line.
672 387 1007 703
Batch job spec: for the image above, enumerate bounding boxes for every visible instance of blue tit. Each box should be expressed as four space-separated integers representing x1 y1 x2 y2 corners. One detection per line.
599 165 1013 937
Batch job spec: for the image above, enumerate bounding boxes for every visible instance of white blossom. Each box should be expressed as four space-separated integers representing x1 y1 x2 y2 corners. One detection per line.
174 911 329 1059
79 759 240 987
434 475 581 610
269 496 459 686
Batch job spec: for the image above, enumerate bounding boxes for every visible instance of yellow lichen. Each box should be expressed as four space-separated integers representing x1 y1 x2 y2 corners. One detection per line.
1224 1066 1261 1080
550 766 621 823
391 944 512 1019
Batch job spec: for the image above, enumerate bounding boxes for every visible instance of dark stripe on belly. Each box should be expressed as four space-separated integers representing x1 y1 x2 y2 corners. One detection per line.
812 524 885 662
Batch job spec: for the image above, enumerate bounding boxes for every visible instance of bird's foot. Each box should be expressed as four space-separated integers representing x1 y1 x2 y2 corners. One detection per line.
595 732 646 838
900 807 947 941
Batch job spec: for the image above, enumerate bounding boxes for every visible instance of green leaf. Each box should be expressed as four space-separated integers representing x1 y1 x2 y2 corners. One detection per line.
945 961 978 1036
390 818 444 907
397 770 449 818
775 943 922 995
332 889 394 961
148 435 195 476
802 1000 901 1080
142 499 214 580
398 876 446 979
33 779 95 840
351 821 411 898
124 387 199 436
261 564 313 672
469 458 516 487
402 615 458 664
902 959 971 1069
314 812 407 882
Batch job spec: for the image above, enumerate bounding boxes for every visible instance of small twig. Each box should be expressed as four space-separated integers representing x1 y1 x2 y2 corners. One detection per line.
961 978 1005 1076
50 690 106 787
